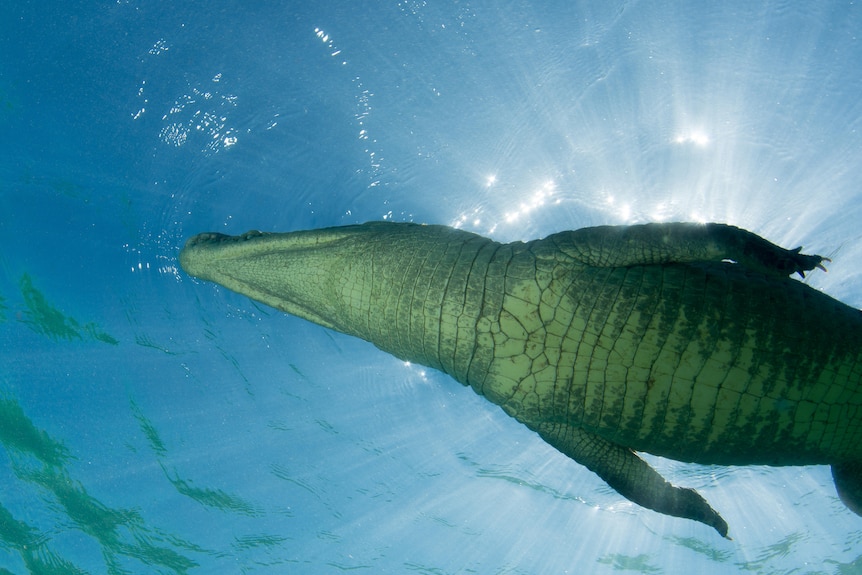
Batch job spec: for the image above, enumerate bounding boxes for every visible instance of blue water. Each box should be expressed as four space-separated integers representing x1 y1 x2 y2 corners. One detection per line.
2 1 861 573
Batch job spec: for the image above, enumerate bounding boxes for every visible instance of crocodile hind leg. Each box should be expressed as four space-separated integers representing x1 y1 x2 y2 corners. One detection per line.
536 422 729 538
832 462 862 515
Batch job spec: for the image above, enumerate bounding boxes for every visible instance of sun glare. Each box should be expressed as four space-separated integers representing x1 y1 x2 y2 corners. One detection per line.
673 129 710 147
501 180 558 224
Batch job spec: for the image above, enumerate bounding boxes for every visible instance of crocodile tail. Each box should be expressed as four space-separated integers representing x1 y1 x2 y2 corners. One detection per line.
832 462 862 515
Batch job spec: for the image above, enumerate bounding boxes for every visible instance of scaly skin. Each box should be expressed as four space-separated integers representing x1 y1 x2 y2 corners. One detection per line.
179 221 862 537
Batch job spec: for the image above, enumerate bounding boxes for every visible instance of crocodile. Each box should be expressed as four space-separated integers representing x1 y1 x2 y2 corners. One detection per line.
179 221 862 537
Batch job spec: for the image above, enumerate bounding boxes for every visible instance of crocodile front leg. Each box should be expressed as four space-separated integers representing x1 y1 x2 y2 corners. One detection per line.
536 422 729 537
547 222 828 277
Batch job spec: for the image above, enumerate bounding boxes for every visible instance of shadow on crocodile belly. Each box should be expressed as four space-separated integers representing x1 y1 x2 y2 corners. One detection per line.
179 220 862 538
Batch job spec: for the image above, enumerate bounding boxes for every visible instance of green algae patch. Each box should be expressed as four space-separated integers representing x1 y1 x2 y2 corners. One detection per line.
85 323 120 345
19 465 202 574
161 463 260 517
0 393 209 573
18 274 80 341
0 293 7 323
597 553 662 574
20 548 88 575
0 500 43 550
130 399 168 458
24 465 140 545
17 274 118 344
0 395 71 466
